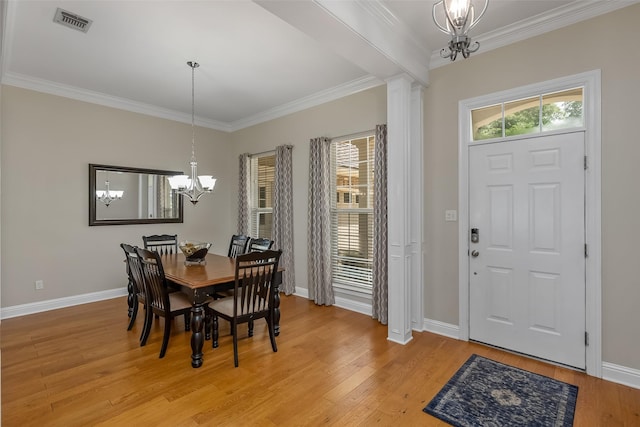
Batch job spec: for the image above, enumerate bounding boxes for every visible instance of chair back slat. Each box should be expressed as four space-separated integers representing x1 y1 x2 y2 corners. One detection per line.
143 234 178 255
121 243 145 299
228 234 250 258
234 250 281 318
247 237 274 253
136 247 170 313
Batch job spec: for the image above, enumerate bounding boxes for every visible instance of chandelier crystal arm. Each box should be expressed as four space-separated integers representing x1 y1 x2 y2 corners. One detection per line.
432 3 451 35
465 0 488 33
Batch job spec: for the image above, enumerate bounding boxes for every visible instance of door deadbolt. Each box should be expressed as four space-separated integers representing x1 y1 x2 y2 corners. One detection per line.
471 228 479 243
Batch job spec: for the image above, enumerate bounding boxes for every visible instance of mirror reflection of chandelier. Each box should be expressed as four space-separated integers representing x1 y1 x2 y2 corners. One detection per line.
432 0 488 61
168 61 216 205
96 174 124 207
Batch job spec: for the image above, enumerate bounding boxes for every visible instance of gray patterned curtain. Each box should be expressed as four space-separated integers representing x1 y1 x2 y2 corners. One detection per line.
372 124 388 324
273 145 296 295
237 153 250 235
307 136 335 306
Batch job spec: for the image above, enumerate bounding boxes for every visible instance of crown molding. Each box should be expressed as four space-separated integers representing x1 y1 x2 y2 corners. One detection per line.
228 75 384 131
356 0 426 51
2 71 233 131
314 0 430 86
430 0 640 69
2 71 383 133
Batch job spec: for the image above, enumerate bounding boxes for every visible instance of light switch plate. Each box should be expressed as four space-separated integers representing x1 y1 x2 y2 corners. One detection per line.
445 210 457 222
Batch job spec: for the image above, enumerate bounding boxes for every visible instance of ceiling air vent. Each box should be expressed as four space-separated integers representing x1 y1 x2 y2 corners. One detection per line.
53 8 92 33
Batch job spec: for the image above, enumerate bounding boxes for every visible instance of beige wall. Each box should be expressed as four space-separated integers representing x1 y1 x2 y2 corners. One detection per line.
2 3 639 373
230 86 387 295
425 4 640 369
1 86 235 306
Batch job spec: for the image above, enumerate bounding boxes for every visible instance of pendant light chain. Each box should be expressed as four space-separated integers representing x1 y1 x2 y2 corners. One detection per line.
167 60 216 205
189 61 199 163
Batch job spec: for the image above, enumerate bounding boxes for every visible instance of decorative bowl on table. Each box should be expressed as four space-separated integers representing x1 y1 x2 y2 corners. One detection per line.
179 241 211 265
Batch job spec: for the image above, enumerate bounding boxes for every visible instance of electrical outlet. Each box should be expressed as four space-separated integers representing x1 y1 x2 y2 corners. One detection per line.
35 280 44 290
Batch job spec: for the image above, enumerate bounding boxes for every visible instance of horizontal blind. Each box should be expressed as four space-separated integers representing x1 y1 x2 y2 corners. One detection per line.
331 135 375 292
250 153 275 239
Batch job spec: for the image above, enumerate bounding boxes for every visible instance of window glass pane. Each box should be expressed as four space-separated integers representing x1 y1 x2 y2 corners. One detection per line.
331 134 375 291
504 96 540 137
258 187 266 208
472 104 502 141
541 88 584 132
256 156 274 209
335 137 374 208
333 211 373 288
255 212 272 239
250 153 275 239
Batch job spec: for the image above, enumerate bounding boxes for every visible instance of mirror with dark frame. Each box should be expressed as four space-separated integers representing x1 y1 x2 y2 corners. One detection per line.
89 164 184 226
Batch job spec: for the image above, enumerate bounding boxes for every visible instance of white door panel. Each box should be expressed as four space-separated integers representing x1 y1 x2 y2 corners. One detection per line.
469 132 586 369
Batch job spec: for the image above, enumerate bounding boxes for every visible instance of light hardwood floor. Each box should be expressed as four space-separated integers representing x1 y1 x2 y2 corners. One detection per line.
2 295 639 426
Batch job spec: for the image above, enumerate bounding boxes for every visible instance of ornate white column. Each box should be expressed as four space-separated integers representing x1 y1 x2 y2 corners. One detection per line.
386 74 424 344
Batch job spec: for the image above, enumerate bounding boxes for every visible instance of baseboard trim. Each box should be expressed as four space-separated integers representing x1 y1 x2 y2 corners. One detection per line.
423 318 460 339
292 287 372 316
292 293 638 389
602 362 640 390
419 317 640 390
292 287 309 299
1 288 128 320
333 296 372 316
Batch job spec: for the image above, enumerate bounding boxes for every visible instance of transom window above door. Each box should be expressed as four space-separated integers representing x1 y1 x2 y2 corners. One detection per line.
471 87 584 141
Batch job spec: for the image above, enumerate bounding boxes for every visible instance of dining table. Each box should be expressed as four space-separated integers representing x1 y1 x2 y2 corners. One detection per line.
159 252 283 368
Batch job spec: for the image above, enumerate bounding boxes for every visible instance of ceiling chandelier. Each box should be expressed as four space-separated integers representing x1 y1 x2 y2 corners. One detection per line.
432 0 488 61
168 61 216 205
96 173 123 207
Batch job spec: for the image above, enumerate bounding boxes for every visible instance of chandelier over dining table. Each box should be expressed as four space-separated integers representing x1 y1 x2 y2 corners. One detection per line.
168 61 216 205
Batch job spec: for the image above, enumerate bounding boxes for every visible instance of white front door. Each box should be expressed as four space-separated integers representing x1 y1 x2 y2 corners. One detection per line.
469 132 586 369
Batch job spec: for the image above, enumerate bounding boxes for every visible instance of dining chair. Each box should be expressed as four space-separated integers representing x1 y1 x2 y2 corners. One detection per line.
227 234 250 258
247 237 274 253
207 249 282 367
135 247 194 358
142 234 178 255
121 243 150 342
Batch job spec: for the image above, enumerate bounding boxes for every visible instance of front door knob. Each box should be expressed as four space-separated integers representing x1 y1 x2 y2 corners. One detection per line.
471 250 479 257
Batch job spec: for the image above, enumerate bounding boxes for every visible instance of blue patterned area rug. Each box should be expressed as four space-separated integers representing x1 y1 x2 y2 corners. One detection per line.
423 354 578 426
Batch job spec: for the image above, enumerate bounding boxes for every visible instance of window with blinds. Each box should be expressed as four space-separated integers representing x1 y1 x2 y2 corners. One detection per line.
331 134 375 293
250 153 275 239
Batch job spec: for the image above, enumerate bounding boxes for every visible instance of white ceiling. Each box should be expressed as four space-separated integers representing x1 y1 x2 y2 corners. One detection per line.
1 1 635 132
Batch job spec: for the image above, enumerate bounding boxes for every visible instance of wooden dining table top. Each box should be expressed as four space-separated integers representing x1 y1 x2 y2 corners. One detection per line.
160 253 237 289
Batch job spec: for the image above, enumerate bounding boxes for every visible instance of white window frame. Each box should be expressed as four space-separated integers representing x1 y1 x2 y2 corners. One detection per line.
330 131 375 296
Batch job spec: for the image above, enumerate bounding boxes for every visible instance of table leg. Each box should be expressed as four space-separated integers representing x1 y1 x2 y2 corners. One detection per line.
127 278 134 319
273 288 281 336
190 304 205 368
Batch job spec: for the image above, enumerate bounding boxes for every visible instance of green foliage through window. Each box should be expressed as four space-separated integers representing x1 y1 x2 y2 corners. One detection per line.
472 88 583 141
